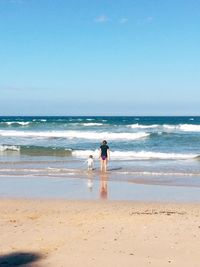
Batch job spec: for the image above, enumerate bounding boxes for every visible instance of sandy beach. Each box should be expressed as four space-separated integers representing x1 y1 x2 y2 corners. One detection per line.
1 199 200 267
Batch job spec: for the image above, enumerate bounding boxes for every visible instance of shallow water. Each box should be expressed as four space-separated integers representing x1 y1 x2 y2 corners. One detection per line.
1 116 200 200
1 175 200 202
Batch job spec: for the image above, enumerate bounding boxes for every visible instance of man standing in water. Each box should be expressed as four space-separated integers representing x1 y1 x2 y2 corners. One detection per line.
99 140 110 172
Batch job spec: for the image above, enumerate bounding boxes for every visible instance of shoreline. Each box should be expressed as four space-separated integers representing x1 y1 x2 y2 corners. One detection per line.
1 199 200 267
1 174 200 203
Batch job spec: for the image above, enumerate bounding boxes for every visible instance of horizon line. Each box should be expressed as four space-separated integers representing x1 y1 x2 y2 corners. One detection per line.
0 115 200 117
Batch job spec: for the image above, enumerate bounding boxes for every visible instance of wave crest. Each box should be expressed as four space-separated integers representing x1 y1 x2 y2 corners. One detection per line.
0 130 149 140
1 121 30 126
72 150 198 160
128 123 158 129
0 145 20 152
0 145 198 160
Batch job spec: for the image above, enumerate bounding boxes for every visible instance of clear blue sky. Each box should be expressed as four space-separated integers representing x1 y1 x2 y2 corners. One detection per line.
0 0 200 115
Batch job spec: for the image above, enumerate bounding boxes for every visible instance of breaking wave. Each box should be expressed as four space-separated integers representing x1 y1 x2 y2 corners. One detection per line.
127 123 200 133
178 124 200 132
0 145 72 157
128 124 159 129
1 121 30 126
80 123 104 126
72 149 198 160
0 145 20 152
0 145 198 160
0 130 149 140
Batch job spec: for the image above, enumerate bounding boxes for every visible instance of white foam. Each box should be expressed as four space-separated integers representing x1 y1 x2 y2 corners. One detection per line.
179 124 200 132
111 151 197 160
82 123 103 126
32 119 46 122
125 123 200 133
72 149 197 160
0 145 20 152
128 123 158 129
3 121 30 126
163 124 200 132
72 149 99 158
118 171 200 176
0 130 149 140
163 124 178 130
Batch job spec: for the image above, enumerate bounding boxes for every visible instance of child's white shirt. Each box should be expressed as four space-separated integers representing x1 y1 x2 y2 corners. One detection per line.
87 158 94 168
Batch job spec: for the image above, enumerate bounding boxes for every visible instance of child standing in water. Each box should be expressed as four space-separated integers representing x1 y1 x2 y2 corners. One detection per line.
86 155 94 171
99 140 110 172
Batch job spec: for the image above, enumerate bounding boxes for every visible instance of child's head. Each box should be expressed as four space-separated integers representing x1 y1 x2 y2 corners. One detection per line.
102 140 107 145
89 155 93 158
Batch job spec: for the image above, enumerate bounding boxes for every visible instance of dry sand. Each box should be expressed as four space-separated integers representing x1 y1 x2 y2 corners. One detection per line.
1 199 200 267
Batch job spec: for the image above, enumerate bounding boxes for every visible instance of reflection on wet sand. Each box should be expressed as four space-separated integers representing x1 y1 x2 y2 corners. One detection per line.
100 173 108 200
87 171 94 191
86 171 109 199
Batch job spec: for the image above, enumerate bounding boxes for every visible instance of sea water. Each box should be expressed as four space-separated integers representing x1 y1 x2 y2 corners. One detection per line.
1 116 200 200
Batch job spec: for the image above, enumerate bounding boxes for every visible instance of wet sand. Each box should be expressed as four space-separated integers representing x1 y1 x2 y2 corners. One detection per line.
1 199 200 267
2 175 200 202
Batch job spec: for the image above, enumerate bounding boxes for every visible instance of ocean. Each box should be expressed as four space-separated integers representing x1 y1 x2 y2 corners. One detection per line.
1 116 200 200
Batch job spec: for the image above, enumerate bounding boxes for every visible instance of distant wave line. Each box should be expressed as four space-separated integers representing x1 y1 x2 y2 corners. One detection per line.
0 130 149 140
128 123 200 132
